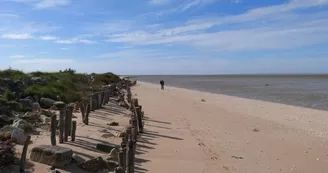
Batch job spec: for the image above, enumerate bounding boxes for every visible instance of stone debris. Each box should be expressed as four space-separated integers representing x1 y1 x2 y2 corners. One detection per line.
107 122 119 126
30 145 73 168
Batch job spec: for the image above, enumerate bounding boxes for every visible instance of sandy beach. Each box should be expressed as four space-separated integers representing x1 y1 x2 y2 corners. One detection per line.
133 82 328 173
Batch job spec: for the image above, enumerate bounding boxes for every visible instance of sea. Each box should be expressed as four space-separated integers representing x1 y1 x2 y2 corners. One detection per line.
134 75 328 111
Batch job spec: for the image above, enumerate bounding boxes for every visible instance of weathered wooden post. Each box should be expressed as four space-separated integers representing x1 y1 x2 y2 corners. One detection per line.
71 120 77 141
50 114 56 146
64 108 69 142
89 97 94 111
59 109 65 143
98 93 102 108
126 136 132 173
135 106 143 133
20 135 31 172
67 106 73 136
118 151 124 169
84 103 90 125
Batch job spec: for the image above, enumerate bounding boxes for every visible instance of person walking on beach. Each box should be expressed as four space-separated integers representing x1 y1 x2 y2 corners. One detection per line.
160 80 164 90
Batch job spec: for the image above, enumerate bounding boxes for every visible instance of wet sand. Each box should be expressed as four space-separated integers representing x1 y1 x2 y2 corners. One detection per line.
133 82 328 173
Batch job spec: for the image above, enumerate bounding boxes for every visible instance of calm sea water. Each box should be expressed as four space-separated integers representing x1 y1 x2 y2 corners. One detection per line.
134 75 328 111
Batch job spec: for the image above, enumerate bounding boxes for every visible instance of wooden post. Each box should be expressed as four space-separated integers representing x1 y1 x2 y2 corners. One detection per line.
135 106 143 133
20 135 31 172
64 108 69 142
50 115 56 146
80 101 86 120
84 103 90 125
118 151 124 168
67 106 73 136
59 109 65 143
98 93 101 108
71 120 77 141
126 136 132 173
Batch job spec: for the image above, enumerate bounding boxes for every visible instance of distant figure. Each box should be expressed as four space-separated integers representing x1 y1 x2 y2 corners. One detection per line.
160 80 164 90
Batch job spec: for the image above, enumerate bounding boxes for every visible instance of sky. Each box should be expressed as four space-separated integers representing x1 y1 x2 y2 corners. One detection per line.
1 0 328 75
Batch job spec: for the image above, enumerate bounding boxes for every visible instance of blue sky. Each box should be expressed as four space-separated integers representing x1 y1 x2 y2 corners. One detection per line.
1 0 328 75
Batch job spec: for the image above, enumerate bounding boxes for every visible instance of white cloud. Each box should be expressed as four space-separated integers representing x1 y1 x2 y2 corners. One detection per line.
55 38 96 44
10 55 25 59
1 33 33 39
35 0 71 9
60 47 69 50
106 0 328 51
39 35 57 40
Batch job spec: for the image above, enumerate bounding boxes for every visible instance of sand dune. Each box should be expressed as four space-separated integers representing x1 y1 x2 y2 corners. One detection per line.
133 82 328 173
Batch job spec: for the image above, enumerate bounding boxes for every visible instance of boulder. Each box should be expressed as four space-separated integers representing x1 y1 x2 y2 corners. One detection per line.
19 98 33 110
72 153 86 166
79 156 107 172
54 101 66 109
11 127 27 145
32 102 41 110
40 98 55 108
12 119 33 132
30 145 73 168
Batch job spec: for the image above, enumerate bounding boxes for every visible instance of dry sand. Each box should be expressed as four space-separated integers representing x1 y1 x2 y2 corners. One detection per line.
132 82 328 173
15 101 131 173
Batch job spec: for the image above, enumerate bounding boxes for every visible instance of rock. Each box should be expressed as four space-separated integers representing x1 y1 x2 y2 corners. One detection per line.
107 122 119 126
32 102 41 110
201 99 206 102
19 98 33 110
115 132 125 138
96 143 118 153
0 114 9 123
49 170 61 173
12 119 33 132
54 101 66 109
40 114 51 124
40 98 55 108
79 156 107 172
30 145 73 168
72 153 86 166
0 164 20 173
11 127 27 145
107 148 119 162
105 160 118 171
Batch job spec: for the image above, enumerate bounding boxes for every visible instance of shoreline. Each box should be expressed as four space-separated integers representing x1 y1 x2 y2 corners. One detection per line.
133 81 328 173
